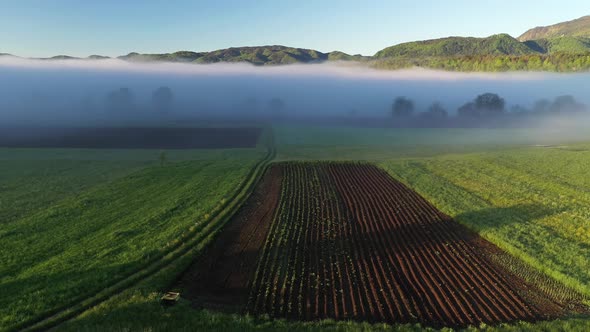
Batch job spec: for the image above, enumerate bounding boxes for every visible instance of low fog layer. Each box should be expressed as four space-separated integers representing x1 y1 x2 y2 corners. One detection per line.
1 57 590 132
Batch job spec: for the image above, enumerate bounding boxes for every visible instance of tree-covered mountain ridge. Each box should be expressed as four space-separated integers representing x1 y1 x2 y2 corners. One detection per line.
2 16 590 71
518 15 590 41
0 46 368 65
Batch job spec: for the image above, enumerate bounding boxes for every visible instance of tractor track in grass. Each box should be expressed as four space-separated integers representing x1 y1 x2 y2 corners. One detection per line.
13 130 275 332
173 165 283 310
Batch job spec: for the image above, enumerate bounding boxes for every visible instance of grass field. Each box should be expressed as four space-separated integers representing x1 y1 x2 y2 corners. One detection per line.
275 125 590 160
0 147 265 330
380 147 590 299
4 125 590 331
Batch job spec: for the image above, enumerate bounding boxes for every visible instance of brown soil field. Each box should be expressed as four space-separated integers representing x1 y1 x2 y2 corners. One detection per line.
0 127 262 149
175 165 283 310
246 163 580 328
175 162 583 328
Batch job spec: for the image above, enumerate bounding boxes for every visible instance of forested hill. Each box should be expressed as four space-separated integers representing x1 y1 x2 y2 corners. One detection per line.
117 46 367 65
371 15 590 71
374 34 535 58
519 15 590 41
371 32 590 72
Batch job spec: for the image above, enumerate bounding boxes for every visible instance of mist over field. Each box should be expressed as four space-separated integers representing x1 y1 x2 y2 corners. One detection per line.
5 3 590 330
1 57 590 133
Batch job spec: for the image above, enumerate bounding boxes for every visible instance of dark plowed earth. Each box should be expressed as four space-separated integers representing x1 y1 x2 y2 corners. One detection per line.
0 127 262 149
246 163 581 328
174 165 283 310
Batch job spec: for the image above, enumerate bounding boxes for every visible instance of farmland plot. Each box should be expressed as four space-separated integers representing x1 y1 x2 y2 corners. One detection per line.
246 163 580 328
0 149 264 330
176 166 283 309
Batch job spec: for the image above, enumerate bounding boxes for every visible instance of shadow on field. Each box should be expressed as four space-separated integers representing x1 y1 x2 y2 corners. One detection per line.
454 203 563 232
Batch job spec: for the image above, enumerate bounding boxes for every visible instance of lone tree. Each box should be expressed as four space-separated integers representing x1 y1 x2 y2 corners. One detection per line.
458 93 505 117
152 86 174 113
392 97 414 117
474 93 505 116
106 88 134 113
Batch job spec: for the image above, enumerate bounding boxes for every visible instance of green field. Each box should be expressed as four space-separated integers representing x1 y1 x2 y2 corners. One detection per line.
275 125 590 160
380 147 590 298
0 147 265 330
3 126 590 331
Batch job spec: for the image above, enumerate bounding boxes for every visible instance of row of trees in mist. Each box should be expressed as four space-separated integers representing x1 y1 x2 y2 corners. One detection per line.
105 86 290 117
11 83 588 128
106 87 174 114
391 93 588 127
103 86 586 127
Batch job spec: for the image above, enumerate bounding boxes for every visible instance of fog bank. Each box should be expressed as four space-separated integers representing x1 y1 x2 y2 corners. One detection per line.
1 57 590 130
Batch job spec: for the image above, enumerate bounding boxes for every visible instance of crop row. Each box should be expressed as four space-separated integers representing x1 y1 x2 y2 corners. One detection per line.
247 163 564 328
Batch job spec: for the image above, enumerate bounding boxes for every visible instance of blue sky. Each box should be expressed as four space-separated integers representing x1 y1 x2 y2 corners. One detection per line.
1 0 589 57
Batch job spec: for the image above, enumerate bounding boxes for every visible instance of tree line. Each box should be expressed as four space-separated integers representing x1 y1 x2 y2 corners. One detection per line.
105 86 288 117
391 93 587 127
373 53 590 72
105 86 174 114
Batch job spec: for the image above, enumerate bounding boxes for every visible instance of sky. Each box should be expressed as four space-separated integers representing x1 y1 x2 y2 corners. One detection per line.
1 0 589 58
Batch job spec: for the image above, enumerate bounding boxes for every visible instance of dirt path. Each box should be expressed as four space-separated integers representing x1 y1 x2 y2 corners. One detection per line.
175 165 283 310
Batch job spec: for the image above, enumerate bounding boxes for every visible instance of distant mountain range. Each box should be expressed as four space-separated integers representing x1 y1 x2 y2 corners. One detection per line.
117 46 368 65
0 46 368 65
2 16 590 71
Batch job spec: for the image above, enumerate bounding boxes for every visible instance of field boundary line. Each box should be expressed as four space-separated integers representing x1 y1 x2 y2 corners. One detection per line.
13 129 276 332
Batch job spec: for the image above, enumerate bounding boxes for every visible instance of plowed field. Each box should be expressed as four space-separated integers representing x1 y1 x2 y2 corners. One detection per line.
246 163 571 327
